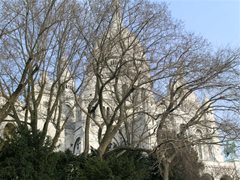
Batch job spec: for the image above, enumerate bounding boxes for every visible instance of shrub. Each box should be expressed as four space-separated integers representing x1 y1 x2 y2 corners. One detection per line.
0 126 58 180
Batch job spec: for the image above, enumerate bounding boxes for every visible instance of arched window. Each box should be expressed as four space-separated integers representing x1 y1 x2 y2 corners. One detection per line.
65 104 74 118
3 123 16 140
73 137 81 155
200 173 214 180
207 144 215 161
220 175 232 180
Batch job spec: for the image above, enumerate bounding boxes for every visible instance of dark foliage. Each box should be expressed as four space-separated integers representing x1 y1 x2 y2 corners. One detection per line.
0 128 154 179
157 130 204 180
0 126 59 180
0 127 203 180
60 153 113 180
106 150 152 180
57 149 154 180
169 146 204 180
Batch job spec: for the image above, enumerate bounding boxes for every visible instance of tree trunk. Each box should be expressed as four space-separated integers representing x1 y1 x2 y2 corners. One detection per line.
97 131 113 158
163 161 170 180
97 125 119 158
50 130 61 151
83 114 90 156
98 140 112 158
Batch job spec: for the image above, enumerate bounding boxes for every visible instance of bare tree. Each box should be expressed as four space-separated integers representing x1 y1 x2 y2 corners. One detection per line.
73 0 240 159
75 3 240 173
76 0 172 157
0 0 60 122
0 0 87 149
153 46 240 180
0 1 239 172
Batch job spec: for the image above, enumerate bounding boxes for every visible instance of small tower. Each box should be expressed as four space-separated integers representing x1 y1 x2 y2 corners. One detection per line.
58 58 76 151
111 0 122 30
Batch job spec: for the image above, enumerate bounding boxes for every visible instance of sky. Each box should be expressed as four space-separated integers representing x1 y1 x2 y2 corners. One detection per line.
158 0 240 49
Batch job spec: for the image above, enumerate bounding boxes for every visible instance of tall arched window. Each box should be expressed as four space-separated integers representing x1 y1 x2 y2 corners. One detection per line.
65 104 74 129
65 104 74 118
73 137 81 155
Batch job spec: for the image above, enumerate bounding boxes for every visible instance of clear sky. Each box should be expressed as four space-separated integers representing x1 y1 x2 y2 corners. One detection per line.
158 0 240 49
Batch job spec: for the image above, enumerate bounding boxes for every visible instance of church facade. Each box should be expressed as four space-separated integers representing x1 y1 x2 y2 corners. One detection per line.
0 1 239 179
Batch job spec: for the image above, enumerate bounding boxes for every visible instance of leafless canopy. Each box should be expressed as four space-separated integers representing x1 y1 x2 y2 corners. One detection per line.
0 0 239 161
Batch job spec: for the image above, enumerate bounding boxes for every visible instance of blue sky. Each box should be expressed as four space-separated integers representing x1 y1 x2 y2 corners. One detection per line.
158 0 240 49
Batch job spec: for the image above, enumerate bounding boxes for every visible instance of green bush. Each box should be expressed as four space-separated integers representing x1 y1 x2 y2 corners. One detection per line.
107 150 152 180
0 126 59 180
0 127 155 180
0 127 202 180
59 150 153 180
62 154 113 180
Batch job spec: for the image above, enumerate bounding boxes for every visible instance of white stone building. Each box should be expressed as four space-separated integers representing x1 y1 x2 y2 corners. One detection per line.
0 1 239 179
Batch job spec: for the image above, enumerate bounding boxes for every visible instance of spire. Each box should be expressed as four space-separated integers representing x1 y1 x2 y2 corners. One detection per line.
112 0 122 30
